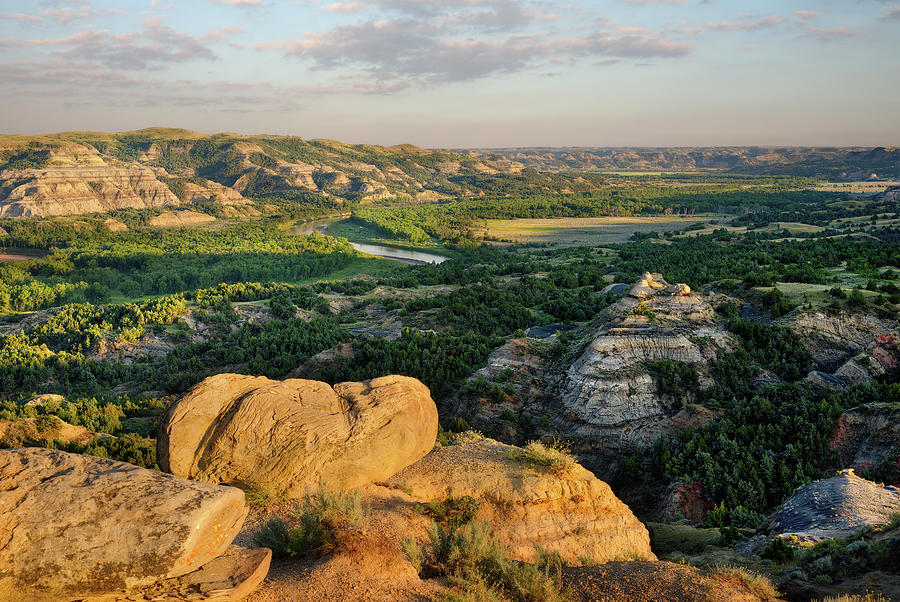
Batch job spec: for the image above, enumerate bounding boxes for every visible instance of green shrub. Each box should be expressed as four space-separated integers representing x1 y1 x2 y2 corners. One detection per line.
847 288 868 309
705 502 766 530
822 594 889 602
647 360 699 397
417 496 481 529
408 521 568 602
252 487 368 558
759 537 796 564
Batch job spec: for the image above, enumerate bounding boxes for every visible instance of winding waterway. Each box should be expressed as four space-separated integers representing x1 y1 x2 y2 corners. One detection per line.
292 218 447 265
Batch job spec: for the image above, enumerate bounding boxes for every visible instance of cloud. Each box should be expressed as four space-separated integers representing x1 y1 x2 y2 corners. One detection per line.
265 11 692 87
0 56 405 113
793 10 820 24
13 18 218 70
281 19 544 83
562 31 693 57
3 12 43 23
706 15 783 31
205 0 264 6
322 2 367 13
625 0 684 4
799 25 859 42
202 26 244 41
885 4 900 19
38 6 124 24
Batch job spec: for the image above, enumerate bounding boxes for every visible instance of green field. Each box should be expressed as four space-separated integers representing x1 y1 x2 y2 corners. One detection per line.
477 216 713 246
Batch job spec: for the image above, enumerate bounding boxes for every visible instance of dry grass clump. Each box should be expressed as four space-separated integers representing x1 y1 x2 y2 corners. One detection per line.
244 482 290 508
706 564 778 601
253 487 368 558
510 440 577 477
822 594 889 602
451 430 486 444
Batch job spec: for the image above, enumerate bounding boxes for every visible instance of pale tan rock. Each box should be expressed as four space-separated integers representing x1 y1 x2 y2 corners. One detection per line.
0 165 178 217
0 447 248 602
180 180 250 205
388 438 655 564
103 217 128 231
87 546 272 602
158 374 438 496
149 209 216 227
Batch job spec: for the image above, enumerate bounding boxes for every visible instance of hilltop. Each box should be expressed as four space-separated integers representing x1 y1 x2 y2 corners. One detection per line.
0 128 539 218
482 146 900 179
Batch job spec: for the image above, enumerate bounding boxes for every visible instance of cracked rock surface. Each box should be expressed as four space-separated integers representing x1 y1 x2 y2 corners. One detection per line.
0 447 249 602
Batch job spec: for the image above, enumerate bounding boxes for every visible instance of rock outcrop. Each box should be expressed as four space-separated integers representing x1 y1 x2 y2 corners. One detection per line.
551 273 730 473
0 447 264 602
158 374 438 495
804 328 899 389
790 311 897 372
388 437 655 564
149 209 216 227
769 470 900 541
0 159 179 217
0 415 109 447
833 404 900 482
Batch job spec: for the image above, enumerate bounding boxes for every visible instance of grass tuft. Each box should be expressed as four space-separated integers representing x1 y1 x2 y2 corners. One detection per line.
510 439 577 478
706 564 779 601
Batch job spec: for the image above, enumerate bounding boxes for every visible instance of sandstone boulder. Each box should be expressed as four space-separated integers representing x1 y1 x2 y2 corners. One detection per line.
388 437 655 564
0 447 250 602
158 374 438 495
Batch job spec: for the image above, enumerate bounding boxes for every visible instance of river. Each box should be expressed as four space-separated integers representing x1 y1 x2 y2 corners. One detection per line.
292 218 447 265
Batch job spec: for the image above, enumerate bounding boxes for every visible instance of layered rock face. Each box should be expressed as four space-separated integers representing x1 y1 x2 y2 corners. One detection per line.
791 311 897 372
804 328 899 390
770 470 900 541
552 273 730 467
389 437 655 564
0 447 253 601
158 374 438 495
834 404 900 476
0 165 178 217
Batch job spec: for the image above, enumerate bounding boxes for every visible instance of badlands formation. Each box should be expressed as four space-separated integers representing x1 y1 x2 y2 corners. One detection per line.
0 132 528 217
551 272 729 473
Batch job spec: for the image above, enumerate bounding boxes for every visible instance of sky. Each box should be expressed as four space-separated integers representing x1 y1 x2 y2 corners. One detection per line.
0 0 898 147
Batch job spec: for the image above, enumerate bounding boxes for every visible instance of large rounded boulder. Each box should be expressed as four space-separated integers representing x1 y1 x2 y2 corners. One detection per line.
158 374 439 495
0 447 253 602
